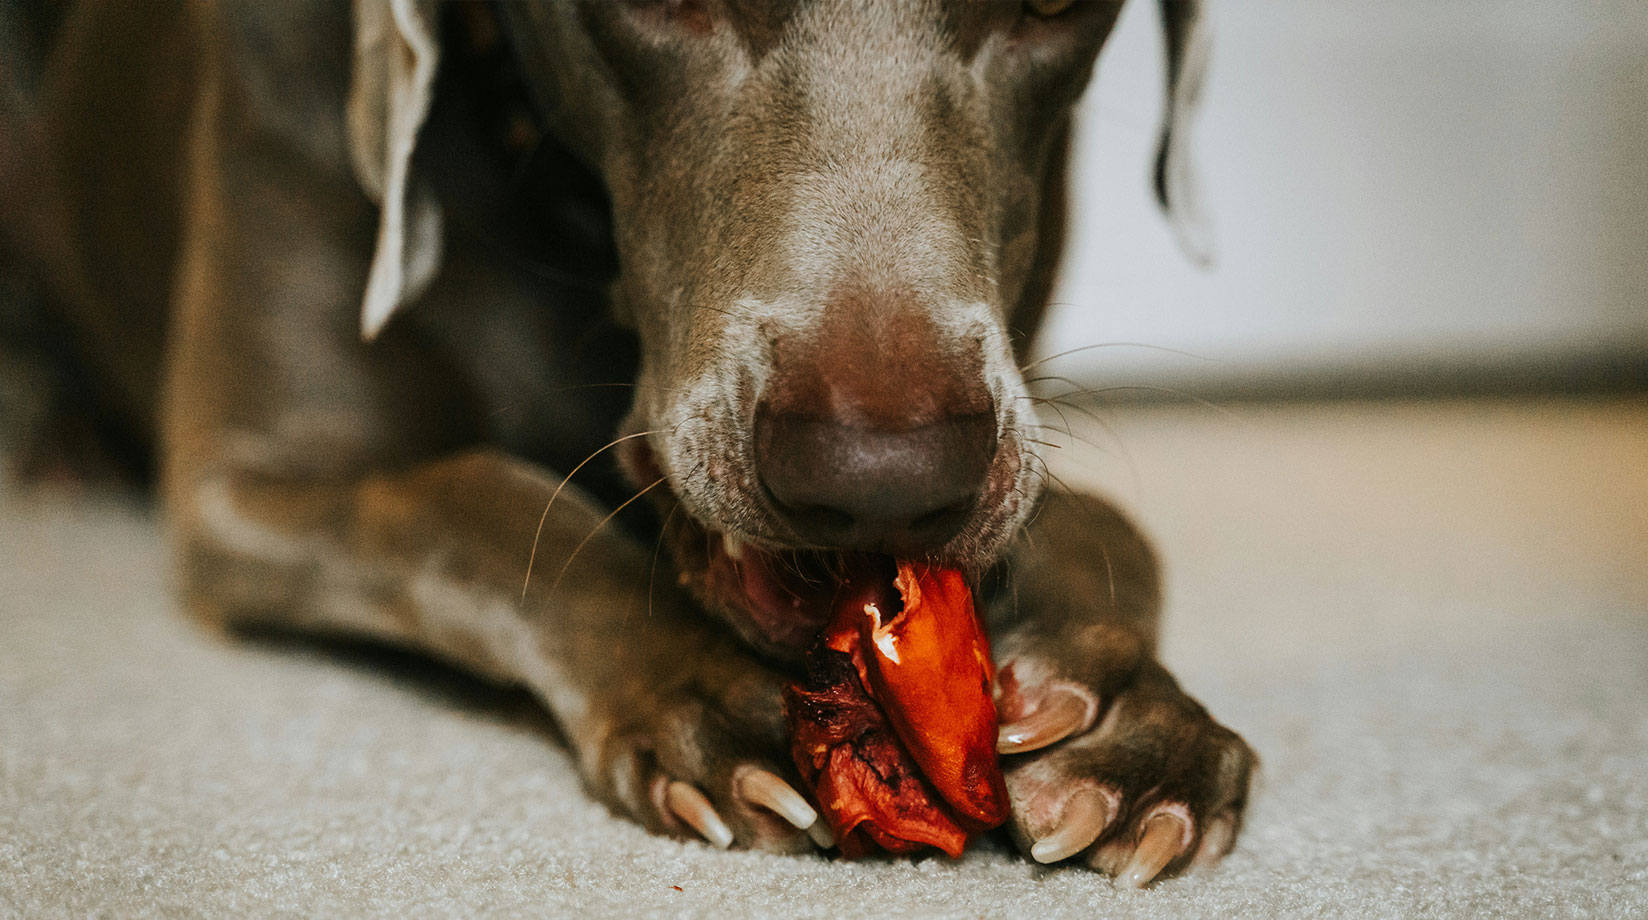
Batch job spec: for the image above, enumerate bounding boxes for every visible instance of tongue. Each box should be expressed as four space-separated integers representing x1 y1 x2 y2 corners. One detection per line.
783 560 1009 857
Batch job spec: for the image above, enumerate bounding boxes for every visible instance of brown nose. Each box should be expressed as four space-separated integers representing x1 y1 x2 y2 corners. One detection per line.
755 408 998 552
754 296 998 553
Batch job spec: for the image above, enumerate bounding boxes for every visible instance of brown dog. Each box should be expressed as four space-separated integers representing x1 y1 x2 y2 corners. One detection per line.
1 0 1252 886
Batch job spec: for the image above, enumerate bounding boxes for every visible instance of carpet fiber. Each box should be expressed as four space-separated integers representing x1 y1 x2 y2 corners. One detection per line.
3 397 1645 918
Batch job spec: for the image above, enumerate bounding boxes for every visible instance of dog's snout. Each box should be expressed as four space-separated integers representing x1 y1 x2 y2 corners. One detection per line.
750 294 1002 553
755 407 998 552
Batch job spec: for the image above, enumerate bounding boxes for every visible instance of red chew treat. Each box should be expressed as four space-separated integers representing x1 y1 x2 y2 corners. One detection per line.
785 649 970 857
783 561 1008 857
855 564 1010 829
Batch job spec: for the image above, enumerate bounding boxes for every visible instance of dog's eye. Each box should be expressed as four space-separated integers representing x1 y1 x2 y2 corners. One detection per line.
1024 0 1077 17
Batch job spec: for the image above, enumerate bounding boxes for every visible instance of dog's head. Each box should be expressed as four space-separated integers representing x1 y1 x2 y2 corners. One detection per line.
350 0 1208 656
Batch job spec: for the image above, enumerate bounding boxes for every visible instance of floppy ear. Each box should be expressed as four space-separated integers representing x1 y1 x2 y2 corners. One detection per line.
1154 0 1213 267
347 0 442 340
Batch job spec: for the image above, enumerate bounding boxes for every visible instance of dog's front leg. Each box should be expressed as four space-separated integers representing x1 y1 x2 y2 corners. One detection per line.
157 33 821 850
171 450 822 852
985 491 1257 886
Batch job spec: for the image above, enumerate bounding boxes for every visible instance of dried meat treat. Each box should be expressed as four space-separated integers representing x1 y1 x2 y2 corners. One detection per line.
783 560 1008 857
785 648 969 857
854 564 1009 829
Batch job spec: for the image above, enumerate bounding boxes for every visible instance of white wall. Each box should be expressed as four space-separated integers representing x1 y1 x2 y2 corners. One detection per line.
1041 0 1648 387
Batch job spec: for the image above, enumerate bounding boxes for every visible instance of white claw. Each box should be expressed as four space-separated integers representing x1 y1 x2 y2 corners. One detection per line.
998 688 1093 754
1193 813 1236 868
805 819 836 851
1117 812 1190 889
735 766 818 830
665 780 734 849
1030 787 1115 863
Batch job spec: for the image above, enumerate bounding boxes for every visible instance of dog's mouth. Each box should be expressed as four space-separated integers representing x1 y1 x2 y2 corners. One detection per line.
621 427 1020 659
663 508 897 656
623 440 911 657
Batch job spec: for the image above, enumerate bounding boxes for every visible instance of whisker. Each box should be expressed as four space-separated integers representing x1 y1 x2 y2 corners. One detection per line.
1022 372 1084 388
550 476 669 594
1018 395 1132 474
1026 395 1142 496
646 499 683 624
1019 340 1215 375
1008 552 1021 624
1017 464 1052 528
1016 391 1108 429
1017 396 1114 456
522 429 660 601
1037 466 1118 608
1021 393 1080 444
1030 393 1119 434
1016 516 1039 552
1048 384 1246 426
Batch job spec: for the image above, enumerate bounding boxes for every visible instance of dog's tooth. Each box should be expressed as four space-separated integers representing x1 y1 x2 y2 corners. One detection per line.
722 533 745 561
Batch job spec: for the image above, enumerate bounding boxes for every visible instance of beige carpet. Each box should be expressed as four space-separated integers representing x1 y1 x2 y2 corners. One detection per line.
3 397 1645 918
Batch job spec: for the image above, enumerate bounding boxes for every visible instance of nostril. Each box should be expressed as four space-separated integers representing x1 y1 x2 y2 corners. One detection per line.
754 404 997 551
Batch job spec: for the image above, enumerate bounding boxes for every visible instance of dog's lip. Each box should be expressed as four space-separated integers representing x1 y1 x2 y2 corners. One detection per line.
624 434 846 649
625 436 971 652
699 531 886 651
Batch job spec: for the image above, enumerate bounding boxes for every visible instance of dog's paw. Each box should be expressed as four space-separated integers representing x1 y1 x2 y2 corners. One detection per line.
580 685 833 854
994 624 1256 886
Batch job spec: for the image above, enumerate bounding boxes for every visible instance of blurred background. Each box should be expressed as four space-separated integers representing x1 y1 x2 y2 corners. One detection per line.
1043 0 1648 396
